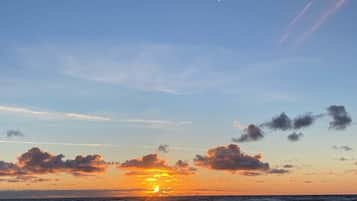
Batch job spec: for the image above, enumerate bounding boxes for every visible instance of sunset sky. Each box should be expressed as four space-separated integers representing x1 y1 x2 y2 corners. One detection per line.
0 0 357 198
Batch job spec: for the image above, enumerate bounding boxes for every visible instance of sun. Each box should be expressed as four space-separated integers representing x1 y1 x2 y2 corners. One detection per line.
153 185 160 193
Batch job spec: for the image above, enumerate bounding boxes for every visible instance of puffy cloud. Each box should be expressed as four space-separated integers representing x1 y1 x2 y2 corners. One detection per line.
120 154 166 169
157 144 169 153
333 145 353 151
327 105 352 130
6 130 24 138
194 144 269 172
194 144 290 176
232 124 264 143
287 132 303 142
0 147 107 179
173 160 197 175
119 154 196 175
0 161 23 176
263 113 292 131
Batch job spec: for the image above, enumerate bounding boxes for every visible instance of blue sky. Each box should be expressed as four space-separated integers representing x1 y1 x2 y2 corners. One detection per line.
0 0 356 195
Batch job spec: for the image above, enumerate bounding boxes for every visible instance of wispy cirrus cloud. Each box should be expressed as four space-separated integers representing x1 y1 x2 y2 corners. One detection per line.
0 104 191 128
0 105 110 121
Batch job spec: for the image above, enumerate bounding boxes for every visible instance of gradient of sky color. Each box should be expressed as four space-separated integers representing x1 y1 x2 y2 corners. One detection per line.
0 0 356 198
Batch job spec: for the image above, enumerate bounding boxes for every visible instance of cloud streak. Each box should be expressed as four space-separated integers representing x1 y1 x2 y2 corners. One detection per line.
0 105 191 128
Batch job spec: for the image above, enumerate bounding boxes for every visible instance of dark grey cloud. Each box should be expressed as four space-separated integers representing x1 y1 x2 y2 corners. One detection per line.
240 171 263 176
263 113 292 131
157 144 169 153
232 124 264 143
0 147 107 179
287 132 303 142
18 147 107 175
194 144 290 176
327 105 352 130
6 130 24 138
194 144 270 172
268 168 290 174
333 145 353 151
292 113 323 129
283 164 294 169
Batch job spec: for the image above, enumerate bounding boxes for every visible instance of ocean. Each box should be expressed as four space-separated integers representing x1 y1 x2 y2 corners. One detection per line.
1 196 357 201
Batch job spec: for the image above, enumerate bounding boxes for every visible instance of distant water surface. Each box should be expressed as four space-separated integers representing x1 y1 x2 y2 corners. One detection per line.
2 196 357 201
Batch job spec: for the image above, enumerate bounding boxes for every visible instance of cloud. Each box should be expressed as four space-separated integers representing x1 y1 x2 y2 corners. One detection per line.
119 153 196 175
283 164 294 169
18 44 239 95
0 105 191 128
0 105 49 116
333 145 353 151
293 113 322 129
0 147 108 179
64 113 111 121
287 132 303 142
0 105 110 121
327 105 352 130
157 144 169 153
6 130 24 138
268 168 290 175
263 113 292 131
194 144 290 176
194 144 270 172
120 154 167 169
232 124 264 143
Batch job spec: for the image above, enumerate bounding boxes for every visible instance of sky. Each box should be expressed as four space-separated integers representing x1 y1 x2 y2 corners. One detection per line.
0 0 357 198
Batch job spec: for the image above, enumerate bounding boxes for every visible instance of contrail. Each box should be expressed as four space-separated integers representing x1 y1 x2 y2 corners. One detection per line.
297 0 347 45
279 0 314 44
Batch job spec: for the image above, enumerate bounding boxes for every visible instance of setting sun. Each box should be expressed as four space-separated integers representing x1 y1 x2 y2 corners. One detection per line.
153 185 160 193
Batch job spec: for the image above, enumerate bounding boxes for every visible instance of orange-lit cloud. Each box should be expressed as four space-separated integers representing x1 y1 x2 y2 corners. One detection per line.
0 147 108 181
119 153 196 176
